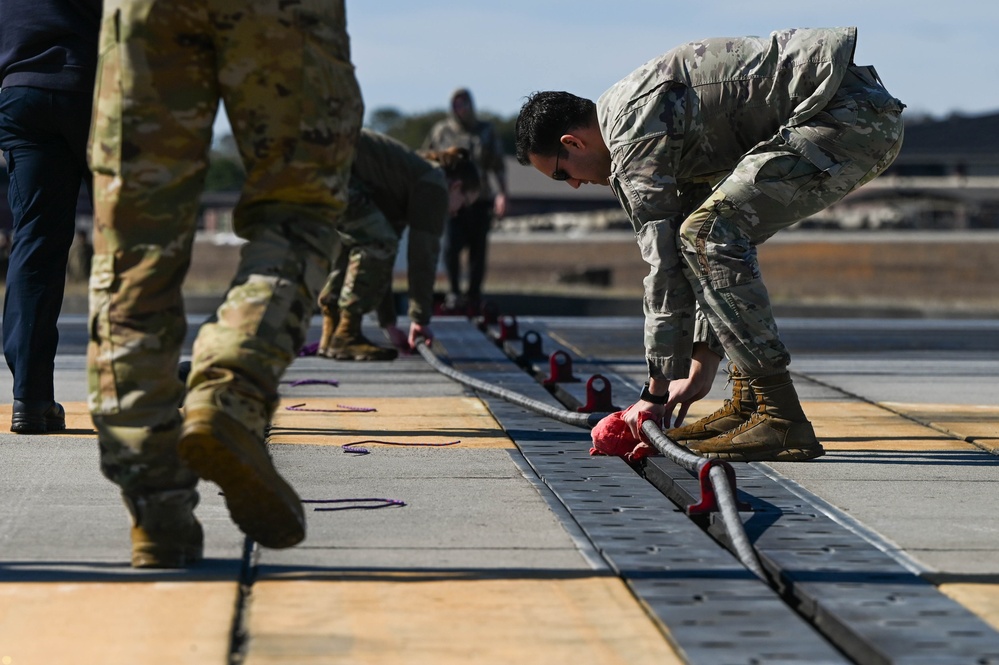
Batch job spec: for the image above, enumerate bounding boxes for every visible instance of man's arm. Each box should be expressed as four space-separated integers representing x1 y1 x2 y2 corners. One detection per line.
623 342 722 438
477 122 508 219
404 174 448 331
620 212 701 438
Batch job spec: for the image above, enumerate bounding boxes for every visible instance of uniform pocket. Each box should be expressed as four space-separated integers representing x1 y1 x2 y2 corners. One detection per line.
751 151 827 207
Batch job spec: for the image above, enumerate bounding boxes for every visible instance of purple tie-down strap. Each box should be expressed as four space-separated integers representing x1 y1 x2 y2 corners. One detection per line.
298 342 321 356
302 498 406 511
281 378 340 387
342 439 461 455
285 402 376 413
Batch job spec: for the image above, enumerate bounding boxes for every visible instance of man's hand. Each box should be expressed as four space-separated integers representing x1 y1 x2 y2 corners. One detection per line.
622 399 666 440
624 344 724 438
666 343 723 428
494 192 507 220
408 321 433 349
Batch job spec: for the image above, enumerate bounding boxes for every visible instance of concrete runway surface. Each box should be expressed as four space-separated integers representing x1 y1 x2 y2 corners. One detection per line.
0 312 997 664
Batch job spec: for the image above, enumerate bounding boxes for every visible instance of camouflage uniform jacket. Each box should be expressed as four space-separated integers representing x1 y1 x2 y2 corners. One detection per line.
351 129 448 325
596 27 858 379
422 112 505 203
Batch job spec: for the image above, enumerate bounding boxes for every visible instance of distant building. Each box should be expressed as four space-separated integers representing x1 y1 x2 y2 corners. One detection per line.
503 111 999 231
887 112 999 177
838 112 999 230
3 111 999 236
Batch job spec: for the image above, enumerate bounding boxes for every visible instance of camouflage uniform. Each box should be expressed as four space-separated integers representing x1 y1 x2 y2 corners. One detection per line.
597 27 904 380
88 0 363 496
318 129 448 328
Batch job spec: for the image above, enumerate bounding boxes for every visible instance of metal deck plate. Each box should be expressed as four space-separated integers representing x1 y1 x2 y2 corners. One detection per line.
442 320 999 664
434 320 850 664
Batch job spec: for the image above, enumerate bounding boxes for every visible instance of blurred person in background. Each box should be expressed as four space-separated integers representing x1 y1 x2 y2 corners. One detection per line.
423 87 507 316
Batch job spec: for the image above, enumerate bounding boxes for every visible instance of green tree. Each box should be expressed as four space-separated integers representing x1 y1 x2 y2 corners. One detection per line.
366 106 517 153
205 133 245 191
205 105 520 191
367 106 448 149
481 112 517 156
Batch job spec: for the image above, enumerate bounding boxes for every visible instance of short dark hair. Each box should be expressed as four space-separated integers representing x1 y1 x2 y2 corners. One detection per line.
515 91 596 165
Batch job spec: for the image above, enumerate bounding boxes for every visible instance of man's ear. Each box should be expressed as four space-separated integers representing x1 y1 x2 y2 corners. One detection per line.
561 133 585 151
563 121 601 151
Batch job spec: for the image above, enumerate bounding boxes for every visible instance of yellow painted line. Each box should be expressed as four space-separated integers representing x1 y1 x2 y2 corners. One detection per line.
882 402 999 447
0 581 237 665
269 397 515 449
940 584 999 632
0 401 95 437
8 398 990 455
680 400 984 451
805 401 977 451
242 576 682 665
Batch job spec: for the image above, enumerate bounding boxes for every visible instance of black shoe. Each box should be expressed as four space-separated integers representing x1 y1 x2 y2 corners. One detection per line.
11 399 66 434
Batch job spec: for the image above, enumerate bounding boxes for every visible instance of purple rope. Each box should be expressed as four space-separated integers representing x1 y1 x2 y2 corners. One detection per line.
342 439 461 455
302 498 406 511
281 378 340 387
219 492 406 510
298 341 320 357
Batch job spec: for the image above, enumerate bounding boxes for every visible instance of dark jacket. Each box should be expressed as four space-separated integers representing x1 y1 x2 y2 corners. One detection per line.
0 0 102 91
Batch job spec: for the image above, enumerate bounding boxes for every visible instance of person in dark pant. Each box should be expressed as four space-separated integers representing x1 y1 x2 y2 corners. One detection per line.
443 198 493 314
0 0 101 433
423 88 508 315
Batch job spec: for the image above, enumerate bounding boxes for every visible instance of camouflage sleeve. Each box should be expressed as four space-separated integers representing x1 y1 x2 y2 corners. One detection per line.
638 218 698 382
466 122 505 197
485 124 507 191
405 170 449 325
611 141 697 381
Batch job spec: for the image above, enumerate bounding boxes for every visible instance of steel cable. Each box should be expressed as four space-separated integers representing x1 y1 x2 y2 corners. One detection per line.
416 342 608 428
417 341 766 580
639 419 766 580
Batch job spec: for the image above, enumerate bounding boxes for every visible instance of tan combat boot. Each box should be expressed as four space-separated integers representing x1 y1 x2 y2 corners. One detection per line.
179 408 306 549
667 362 755 443
327 310 398 361
317 303 339 357
688 371 825 462
127 489 204 568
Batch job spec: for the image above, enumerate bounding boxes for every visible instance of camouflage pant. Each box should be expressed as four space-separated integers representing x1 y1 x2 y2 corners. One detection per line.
87 0 362 495
317 182 399 322
678 65 904 376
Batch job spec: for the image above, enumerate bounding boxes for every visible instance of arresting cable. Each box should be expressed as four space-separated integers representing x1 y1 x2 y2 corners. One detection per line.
416 341 767 581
